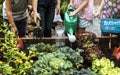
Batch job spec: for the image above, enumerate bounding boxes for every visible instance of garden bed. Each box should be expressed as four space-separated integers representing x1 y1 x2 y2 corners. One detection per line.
22 36 120 68
0 35 120 75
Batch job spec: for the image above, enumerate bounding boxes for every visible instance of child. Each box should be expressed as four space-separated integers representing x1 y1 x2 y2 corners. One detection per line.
95 0 109 18
95 0 120 35
2 0 39 38
68 0 94 33
2 0 39 48
36 0 60 37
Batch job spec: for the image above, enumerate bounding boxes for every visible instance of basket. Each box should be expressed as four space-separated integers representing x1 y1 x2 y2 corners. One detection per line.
101 18 120 33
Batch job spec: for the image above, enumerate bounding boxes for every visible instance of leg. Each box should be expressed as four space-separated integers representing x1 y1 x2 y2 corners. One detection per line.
15 18 27 38
4 18 27 38
37 2 52 37
44 6 55 37
78 18 92 33
14 18 27 49
38 8 46 37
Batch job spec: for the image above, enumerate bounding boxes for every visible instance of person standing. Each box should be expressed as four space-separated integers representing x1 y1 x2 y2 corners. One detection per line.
95 0 120 36
2 0 40 48
36 0 60 37
68 0 94 33
2 0 40 38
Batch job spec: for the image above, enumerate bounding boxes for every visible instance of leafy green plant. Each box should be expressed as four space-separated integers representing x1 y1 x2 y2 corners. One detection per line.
58 47 84 68
60 0 69 13
92 57 120 75
27 43 84 75
77 68 97 75
0 22 8 38
84 45 103 62
0 0 4 24
0 61 14 75
76 32 98 48
30 52 77 75
0 23 35 75
76 32 103 63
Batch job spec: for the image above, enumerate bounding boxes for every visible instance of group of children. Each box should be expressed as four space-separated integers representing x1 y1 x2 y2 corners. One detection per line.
2 0 60 38
2 0 120 38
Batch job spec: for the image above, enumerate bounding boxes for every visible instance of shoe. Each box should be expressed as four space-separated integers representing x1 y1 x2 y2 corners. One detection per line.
17 39 24 49
112 47 120 60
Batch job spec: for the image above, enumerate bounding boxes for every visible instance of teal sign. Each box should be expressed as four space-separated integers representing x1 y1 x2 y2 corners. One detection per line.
101 18 120 33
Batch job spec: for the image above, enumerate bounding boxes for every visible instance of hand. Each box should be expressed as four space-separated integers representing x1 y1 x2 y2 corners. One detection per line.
56 4 60 15
69 11 76 17
28 5 33 11
94 12 100 17
12 26 18 37
68 2 73 8
33 12 41 23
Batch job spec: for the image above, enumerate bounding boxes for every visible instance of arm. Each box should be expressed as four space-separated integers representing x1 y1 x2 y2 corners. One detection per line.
56 0 61 14
70 0 89 16
5 0 18 36
32 0 40 22
95 0 104 17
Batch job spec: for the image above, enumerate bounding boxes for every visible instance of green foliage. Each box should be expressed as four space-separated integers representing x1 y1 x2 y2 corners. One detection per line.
27 43 84 75
58 47 84 68
0 0 4 24
0 4 2 15
0 8 3 24
30 52 77 75
0 22 34 75
27 43 58 53
60 0 69 13
0 22 9 38
84 45 103 62
0 0 4 4
0 62 14 75
77 68 97 75
92 57 120 75
76 32 103 62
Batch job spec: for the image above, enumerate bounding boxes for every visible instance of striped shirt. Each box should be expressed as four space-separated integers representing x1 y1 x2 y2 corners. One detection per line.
3 0 28 21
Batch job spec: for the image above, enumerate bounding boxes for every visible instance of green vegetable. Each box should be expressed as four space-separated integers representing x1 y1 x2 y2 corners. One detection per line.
0 22 34 75
28 43 84 75
92 57 120 75
49 58 65 70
